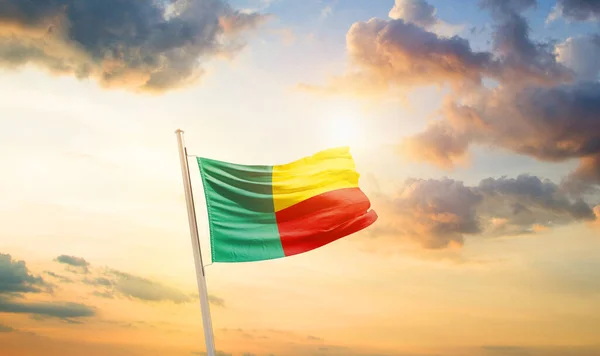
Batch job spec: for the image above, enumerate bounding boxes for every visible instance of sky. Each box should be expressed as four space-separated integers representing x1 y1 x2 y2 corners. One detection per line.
1 0 600 355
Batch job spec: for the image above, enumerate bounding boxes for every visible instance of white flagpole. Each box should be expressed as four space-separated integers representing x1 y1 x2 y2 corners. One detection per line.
175 129 217 356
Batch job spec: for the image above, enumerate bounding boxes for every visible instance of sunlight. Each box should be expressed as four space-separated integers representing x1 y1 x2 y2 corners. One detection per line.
322 106 363 147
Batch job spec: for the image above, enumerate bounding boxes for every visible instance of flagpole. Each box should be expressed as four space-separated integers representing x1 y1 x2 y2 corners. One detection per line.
175 129 217 356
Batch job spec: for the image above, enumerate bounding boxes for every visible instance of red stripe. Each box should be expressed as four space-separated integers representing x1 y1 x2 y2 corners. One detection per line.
275 187 378 257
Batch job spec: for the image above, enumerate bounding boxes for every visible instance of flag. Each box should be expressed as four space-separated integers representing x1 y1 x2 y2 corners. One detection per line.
196 146 378 263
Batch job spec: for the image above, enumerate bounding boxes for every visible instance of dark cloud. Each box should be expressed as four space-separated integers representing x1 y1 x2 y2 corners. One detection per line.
0 253 95 323
371 174 597 249
0 253 49 295
480 0 537 14
481 0 572 87
550 0 600 22
477 175 596 234
374 178 482 249
0 0 269 93
479 176 587 216
55 255 90 273
388 0 438 28
0 297 96 319
402 82 600 185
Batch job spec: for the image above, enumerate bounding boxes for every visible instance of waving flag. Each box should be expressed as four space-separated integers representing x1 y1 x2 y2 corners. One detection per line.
197 147 378 263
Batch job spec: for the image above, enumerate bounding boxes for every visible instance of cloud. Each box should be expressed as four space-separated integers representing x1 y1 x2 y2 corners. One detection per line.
299 0 570 97
0 253 49 295
92 290 115 299
91 269 191 304
219 11 272 36
401 115 473 169
44 271 73 284
479 0 537 14
1 253 230 327
0 297 96 320
397 3 599 186
208 294 226 307
1 253 96 322
374 178 482 249
371 174 597 249
481 0 571 87
300 0 595 190
477 175 596 232
402 82 600 185
0 0 269 93
389 0 438 28
548 0 600 23
0 323 15 332
388 0 465 37
556 34 600 81
87 267 225 307
55 255 90 273
320 5 334 20
298 17 494 96
84 277 113 287
52 258 228 307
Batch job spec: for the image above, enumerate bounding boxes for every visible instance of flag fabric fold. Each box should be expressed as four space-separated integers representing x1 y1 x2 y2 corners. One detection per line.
197 147 378 263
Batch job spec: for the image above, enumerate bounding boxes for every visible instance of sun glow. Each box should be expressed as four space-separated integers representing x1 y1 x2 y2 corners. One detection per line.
322 106 363 147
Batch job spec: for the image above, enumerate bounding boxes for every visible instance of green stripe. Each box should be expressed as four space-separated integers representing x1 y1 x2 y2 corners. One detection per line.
197 157 284 263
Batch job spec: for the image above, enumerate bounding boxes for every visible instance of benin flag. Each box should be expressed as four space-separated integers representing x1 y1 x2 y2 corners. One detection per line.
196 147 378 263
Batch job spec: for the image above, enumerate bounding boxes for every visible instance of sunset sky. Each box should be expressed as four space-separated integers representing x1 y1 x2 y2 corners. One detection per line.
1 0 600 355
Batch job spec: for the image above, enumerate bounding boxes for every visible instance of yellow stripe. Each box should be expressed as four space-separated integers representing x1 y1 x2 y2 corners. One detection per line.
271 147 360 212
